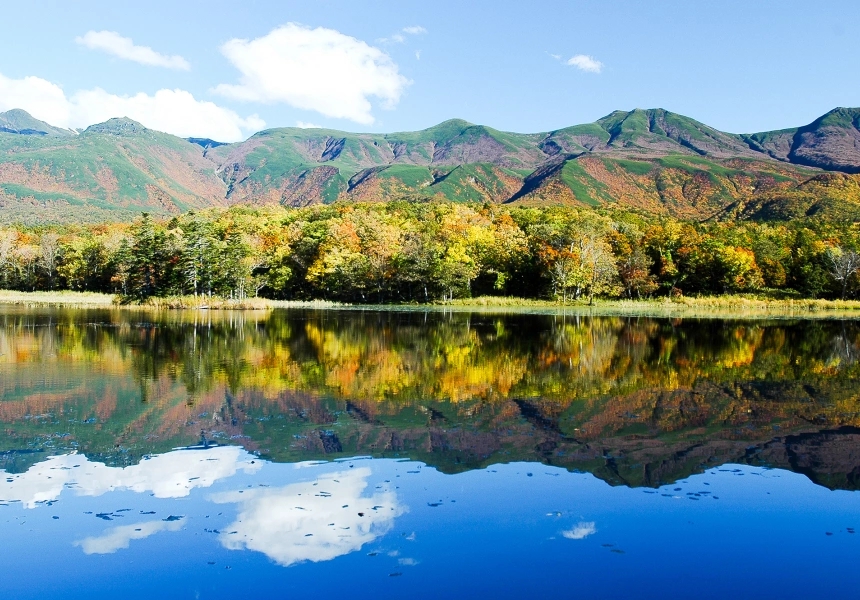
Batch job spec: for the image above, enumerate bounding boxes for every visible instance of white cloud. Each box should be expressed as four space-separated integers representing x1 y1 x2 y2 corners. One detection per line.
378 33 406 44
562 521 597 540
415 50 421 61
0 71 263 141
0 447 261 509
296 121 322 129
548 53 562 61
71 88 265 141
76 30 190 71
212 467 404 566
379 25 427 45
566 54 603 73
75 518 184 555
214 23 410 125
0 73 72 128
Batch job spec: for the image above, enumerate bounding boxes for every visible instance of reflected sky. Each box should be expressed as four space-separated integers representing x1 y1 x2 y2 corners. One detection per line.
75 517 185 555
0 447 260 508
213 466 403 566
1 448 859 600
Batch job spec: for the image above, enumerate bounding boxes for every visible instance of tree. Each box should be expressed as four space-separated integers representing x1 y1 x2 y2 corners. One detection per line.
580 232 619 304
618 249 657 299
827 246 860 300
39 232 61 289
548 249 584 303
789 229 831 299
127 214 171 300
58 236 108 291
218 228 251 299
180 217 216 297
717 246 764 293
0 230 16 289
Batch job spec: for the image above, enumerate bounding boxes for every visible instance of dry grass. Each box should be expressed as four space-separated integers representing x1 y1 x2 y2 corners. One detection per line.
0 291 345 310
2 290 859 319
0 290 116 306
131 295 345 310
441 295 860 318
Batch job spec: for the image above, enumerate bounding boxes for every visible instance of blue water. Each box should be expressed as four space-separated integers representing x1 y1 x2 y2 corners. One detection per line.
1 449 857 599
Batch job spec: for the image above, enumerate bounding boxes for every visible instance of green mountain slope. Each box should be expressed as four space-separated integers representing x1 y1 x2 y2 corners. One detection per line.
0 117 227 223
1 107 860 224
744 107 860 173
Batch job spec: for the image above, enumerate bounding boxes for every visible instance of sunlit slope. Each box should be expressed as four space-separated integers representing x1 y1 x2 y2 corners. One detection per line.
206 119 542 205
208 108 860 220
0 116 226 224
2 107 860 222
510 154 860 221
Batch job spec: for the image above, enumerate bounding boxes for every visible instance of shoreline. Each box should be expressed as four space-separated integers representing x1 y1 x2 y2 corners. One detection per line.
2 290 860 319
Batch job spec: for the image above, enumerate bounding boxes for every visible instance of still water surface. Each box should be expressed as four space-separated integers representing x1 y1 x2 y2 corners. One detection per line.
0 308 858 598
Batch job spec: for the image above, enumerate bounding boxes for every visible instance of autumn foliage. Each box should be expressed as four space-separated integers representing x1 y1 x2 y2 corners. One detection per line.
0 202 858 302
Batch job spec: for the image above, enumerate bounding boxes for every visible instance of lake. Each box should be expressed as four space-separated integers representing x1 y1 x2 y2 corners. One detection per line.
1 307 858 599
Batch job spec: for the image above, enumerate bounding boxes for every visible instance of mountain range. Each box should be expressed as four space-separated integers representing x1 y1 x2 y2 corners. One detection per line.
1 106 860 224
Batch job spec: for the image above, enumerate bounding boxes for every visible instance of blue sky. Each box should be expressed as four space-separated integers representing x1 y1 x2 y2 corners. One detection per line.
0 0 857 141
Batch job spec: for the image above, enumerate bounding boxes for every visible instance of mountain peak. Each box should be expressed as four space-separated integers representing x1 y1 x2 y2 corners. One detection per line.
415 118 476 136
83 117 149 136
0 108 74 137
434 118 475 128
809 107 860 130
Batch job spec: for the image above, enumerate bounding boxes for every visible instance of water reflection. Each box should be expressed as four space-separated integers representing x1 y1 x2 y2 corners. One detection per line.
562 521 597 540
213 467 403 566
0 448 858 600
0 447 259 508
75 518 185 555
0 308 859 489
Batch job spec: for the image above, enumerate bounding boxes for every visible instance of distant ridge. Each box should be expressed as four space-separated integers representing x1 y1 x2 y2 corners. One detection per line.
742 107 860 174
1 106 860 224
0 109 75 137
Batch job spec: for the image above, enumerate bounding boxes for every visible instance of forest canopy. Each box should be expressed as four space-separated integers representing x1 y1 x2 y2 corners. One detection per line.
0 202 858 302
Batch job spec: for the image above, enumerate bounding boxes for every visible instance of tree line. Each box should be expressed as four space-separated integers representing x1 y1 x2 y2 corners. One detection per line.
0 202 858 302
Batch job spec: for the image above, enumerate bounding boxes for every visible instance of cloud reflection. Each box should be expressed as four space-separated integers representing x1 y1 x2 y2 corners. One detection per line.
562 521 597 540
74 518 184 554
212 467 404 566
0 447 260 508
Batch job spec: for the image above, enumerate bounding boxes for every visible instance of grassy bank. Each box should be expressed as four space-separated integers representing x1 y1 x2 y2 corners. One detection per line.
0 290 116 307
0 291 343 310
437 295 860 318
2 290 860 319
134 296 344 310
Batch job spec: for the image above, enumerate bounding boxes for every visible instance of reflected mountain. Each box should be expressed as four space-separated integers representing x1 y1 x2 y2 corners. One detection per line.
1 308 859 489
